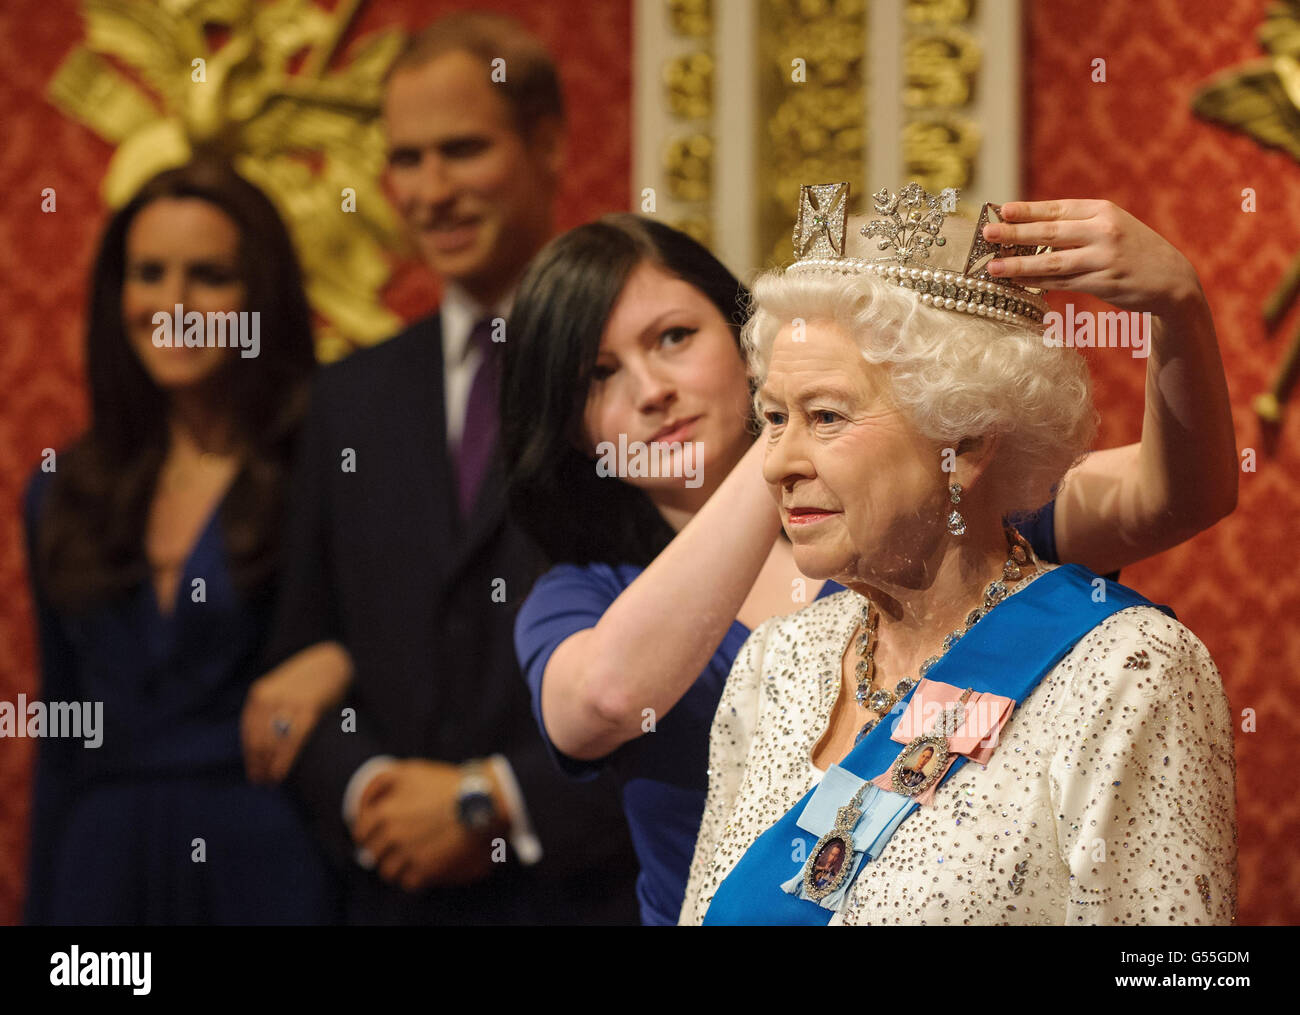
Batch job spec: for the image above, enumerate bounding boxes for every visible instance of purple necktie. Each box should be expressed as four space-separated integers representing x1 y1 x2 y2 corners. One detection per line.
456 317 501 517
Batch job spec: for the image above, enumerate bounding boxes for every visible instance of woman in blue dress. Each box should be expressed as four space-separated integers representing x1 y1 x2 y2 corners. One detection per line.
500 203 1237 925
23 159 341 924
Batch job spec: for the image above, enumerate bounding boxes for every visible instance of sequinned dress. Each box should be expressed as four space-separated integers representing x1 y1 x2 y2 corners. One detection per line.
679 565 1238 925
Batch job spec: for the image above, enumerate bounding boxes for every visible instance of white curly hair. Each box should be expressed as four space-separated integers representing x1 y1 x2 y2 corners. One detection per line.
742 266 1097 517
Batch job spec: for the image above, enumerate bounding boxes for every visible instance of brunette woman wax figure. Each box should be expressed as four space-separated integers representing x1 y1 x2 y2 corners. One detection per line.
24 159 340 924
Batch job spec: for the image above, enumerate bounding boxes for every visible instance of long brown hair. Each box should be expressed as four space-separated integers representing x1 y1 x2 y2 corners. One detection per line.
36 158 316 613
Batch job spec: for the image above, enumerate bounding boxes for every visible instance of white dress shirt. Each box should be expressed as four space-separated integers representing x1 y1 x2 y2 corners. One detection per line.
440 281 514 452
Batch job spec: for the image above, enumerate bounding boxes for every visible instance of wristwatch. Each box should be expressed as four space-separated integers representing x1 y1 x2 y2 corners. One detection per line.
455 762 499 833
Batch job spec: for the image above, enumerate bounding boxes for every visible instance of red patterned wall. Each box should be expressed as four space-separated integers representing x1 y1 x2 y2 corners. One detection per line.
1 0 1295 926
1025 0 1299 925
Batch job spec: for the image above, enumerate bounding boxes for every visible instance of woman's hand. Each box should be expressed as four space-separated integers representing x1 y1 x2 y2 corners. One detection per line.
990 199 1238 574
241 641 353 784
984 200 1204 318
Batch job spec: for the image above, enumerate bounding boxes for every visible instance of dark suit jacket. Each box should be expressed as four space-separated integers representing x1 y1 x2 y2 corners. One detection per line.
265 314 639 925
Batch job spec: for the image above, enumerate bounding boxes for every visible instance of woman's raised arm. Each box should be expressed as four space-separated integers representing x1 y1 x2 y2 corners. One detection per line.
986 200 1238 575
539 433 782 761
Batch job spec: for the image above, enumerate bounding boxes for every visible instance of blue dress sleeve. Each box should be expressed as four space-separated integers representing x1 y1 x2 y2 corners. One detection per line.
1009 499 1120 581
1008 500 1059 563
514 563 627 782
21 467 80 925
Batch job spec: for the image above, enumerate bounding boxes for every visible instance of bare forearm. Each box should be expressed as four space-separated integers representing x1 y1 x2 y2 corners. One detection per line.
992 200 1239 574
268 640 354 691
1057 285 1238 573
542 436 781 759
1136 286 1239 531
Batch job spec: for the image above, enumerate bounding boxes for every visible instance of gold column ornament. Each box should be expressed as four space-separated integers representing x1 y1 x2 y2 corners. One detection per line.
757 0 867 268
902 0 981 199
668 0 713 37
1193 0 1300 421
662 0 715 248
48 0 407 362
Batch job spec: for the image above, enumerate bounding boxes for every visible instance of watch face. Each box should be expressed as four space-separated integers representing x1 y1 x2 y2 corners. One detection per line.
458 791 495 832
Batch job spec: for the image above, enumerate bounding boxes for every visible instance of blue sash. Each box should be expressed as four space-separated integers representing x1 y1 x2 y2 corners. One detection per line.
702 564 1173 925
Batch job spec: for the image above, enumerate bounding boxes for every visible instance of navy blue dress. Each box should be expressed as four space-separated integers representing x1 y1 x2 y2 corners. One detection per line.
22 469 338 925
515 505 1064 925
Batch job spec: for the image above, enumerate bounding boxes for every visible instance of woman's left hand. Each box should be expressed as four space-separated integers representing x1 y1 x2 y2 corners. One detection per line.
241 641 353 784
982 200 1204 318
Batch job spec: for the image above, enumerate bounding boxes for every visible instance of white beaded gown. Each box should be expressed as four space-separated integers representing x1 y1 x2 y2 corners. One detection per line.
679 565 1238 926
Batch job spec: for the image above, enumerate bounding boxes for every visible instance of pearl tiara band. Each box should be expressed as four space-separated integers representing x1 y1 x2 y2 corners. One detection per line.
788 181 1050 329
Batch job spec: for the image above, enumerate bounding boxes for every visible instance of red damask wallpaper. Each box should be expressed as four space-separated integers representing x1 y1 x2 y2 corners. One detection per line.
1025 0 1299 926
0 0 1295 926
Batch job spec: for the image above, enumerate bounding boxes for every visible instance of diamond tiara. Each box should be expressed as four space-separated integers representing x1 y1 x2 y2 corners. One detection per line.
789 181 1050 328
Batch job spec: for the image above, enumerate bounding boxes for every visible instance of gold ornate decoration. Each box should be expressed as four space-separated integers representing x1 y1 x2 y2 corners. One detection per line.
903 117 981 195
664 50 714 120
904 28 980 108
663 0 715 249
1192 0 1300 420
668 0 713 38
48 0 407 362
905 0 972 25
903 6 981 197
664 134 713 204
757 0 867 268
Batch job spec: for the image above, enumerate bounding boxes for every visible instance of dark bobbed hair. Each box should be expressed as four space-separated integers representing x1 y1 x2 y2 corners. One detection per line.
36 157 317 613
501 214 750 568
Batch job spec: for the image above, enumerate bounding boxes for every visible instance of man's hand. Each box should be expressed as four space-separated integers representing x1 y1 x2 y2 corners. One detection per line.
241 641 353 784
351 760 508 893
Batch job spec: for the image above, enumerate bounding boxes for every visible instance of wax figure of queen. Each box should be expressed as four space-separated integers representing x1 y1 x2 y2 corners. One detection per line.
241 13 638 924
679 183 1237 925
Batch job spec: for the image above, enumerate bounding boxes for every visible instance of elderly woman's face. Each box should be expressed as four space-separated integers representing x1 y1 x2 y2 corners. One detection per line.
759 319 947 584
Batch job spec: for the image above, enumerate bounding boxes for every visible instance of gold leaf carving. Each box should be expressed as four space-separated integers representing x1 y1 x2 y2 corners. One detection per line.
48 0 406 361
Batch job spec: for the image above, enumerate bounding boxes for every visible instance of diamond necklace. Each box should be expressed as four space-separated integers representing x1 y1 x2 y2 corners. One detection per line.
850 528 1034 746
